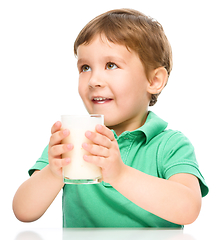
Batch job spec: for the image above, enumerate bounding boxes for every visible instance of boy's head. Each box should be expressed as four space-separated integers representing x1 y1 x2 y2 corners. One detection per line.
74 8 172 106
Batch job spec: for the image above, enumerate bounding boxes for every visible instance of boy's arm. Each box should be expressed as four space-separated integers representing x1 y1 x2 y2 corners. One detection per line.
13 121 73 222
13 166 64 222
111 167 202 225
82 124 202 225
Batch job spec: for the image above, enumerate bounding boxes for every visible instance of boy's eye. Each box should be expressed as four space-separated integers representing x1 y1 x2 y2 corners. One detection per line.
106 62 118 70
81 65 91 72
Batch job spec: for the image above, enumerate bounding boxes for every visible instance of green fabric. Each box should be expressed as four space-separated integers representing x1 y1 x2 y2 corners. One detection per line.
29 111 208 228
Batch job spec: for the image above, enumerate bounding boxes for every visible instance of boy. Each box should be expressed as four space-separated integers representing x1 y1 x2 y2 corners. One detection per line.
13 9 208 228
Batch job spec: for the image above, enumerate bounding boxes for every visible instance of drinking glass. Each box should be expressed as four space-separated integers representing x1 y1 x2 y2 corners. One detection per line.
61 114 104 184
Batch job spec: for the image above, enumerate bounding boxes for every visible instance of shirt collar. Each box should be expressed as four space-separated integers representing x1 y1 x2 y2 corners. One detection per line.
111 111 168 144
135 111 168 143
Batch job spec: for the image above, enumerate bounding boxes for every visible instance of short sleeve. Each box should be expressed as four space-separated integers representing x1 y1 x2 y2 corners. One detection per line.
28 145 49 176
158 131 209 197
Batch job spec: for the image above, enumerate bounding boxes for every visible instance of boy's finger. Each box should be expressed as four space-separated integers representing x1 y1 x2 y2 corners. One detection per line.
85 130 112 148
49 129 70 147
51 121 62 134
53 157 71 169
50 143 73 157
61 158 71 167
83 154 104 168
82 142 109 158
96 124 115 141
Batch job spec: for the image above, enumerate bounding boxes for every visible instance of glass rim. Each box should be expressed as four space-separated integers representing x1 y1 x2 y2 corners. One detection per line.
61 114 103 118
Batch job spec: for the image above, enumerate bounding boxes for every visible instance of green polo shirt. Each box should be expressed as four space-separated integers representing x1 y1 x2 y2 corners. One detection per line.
29 111 208 228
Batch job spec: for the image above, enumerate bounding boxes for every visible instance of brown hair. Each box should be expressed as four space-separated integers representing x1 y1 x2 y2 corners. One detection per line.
74 9 172 106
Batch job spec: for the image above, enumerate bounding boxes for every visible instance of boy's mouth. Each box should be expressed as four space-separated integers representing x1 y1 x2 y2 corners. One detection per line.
92 97 113 104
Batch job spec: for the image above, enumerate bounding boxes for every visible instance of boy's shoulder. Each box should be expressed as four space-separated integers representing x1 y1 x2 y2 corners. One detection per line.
159 128 193 148
159 128 189 142
140 111 190 146
151 127 194 159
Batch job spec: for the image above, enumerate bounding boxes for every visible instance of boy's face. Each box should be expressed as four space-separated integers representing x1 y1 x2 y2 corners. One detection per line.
77 35 151 133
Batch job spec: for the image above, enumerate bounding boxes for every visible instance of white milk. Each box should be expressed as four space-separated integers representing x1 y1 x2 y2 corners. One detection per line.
61 115 103 184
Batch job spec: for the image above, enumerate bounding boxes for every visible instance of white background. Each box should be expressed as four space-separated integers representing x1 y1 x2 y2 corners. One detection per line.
0 0 216 239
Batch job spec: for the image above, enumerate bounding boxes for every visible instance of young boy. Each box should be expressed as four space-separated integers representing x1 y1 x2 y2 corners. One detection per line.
13 9 208 228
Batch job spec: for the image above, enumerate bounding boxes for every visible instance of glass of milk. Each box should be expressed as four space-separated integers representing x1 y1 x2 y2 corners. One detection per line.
61 114 104 184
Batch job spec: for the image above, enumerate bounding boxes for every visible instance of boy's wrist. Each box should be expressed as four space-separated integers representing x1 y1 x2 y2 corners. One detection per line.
47 165 64 183
109 164 130 188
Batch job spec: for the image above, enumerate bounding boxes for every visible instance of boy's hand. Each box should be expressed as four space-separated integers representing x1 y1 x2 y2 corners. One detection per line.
82 124 126 185
48 121 73 178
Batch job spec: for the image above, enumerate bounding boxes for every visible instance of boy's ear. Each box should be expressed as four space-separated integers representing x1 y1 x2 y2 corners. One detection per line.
147 67 168 95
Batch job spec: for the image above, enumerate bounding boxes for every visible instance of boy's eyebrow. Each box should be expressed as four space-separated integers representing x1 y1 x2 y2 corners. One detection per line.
104 56 126 64
77 56 126 67
77 58 88 67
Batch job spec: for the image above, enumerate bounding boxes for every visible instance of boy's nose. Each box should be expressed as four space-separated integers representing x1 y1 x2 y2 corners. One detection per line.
88 73 105 88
